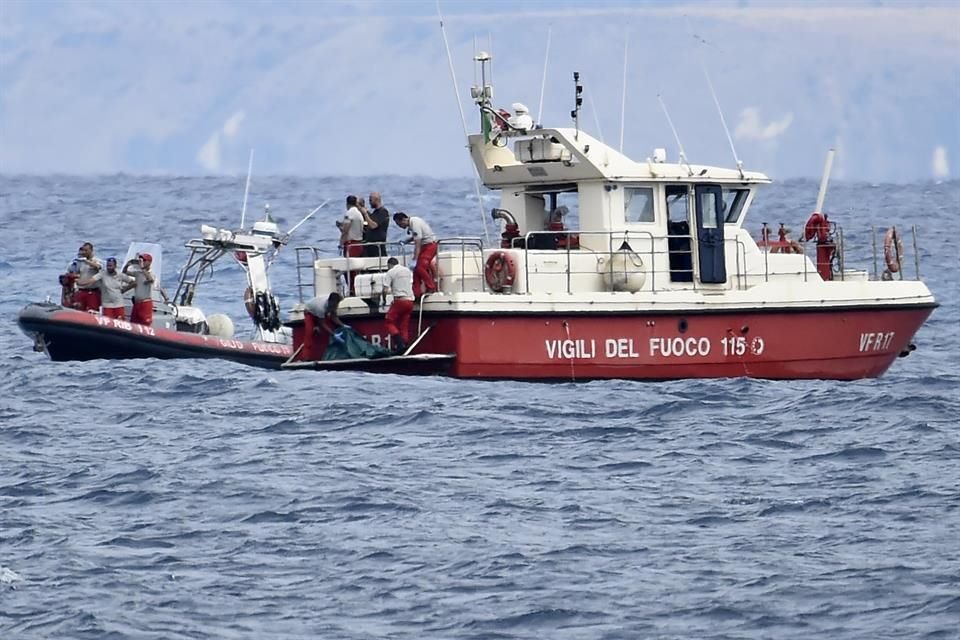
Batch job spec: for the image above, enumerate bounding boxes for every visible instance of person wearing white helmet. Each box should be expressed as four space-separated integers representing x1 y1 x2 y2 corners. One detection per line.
508 102 533 130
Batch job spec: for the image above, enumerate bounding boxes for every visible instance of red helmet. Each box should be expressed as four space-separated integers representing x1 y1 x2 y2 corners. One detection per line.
139 252 153 264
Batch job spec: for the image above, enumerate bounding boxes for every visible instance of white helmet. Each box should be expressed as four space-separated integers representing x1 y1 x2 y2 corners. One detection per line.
512 102 529 115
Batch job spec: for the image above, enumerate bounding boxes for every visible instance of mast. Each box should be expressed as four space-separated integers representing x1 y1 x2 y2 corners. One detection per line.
571 72 583 141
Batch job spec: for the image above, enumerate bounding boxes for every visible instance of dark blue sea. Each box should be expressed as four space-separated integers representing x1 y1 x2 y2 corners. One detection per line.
1 175 958 639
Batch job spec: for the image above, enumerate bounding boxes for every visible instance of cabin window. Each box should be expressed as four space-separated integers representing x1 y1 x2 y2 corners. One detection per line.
666 185 689 224
722 188 749 223
624 187 655 223
700 191 719 229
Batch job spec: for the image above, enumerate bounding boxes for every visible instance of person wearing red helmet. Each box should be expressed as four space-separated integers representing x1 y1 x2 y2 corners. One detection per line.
123 252 156 325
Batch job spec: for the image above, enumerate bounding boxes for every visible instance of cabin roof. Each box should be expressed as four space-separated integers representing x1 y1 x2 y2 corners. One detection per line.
469 127 771 189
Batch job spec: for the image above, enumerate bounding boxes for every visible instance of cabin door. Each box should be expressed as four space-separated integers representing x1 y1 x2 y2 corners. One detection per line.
694 184 726 284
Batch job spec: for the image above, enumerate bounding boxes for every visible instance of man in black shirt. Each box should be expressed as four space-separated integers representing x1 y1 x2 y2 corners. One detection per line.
362 191 390 257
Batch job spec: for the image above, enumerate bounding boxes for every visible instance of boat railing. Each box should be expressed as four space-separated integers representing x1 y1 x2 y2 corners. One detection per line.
512 230 760 294
294 246 322 303
870 224 921 281
294 224 923 303
173 242 228 306
295 239 473 301
436 237 486 293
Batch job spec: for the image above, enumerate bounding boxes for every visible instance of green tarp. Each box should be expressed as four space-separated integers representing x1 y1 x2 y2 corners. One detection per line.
322 327 392 361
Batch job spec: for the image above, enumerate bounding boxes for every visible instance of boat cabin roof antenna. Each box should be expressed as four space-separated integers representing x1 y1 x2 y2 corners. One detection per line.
537 26 552 126
436 0 490 244
657 94 694 177
571 71 583 141
686 20 744 179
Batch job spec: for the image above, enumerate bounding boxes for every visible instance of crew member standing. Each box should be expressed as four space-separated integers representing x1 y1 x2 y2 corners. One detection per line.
362 192 390 258
78 256 133 319
337 195 365 294
337 195 365 258
73 242 102 312
381 257 414 354
123 253 156 325
393 211 438 299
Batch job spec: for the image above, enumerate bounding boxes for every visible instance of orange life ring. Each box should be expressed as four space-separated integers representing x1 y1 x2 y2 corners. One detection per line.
484 251 516 293
883 227 903 273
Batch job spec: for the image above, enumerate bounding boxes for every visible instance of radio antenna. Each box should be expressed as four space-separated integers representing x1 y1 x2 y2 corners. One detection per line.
436 0 491 245
537 26 552 125
619 29 629 153
687 18 743 178
657 94 694 177
239 148 254 230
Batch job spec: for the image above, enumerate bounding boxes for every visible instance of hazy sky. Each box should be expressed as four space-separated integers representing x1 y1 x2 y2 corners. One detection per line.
0 0 957 181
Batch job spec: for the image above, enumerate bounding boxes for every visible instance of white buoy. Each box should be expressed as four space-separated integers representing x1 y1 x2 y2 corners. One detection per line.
207 313 235 339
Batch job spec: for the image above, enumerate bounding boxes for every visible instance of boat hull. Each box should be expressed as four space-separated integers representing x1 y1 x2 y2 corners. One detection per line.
18 303 292 370
292 303 935 380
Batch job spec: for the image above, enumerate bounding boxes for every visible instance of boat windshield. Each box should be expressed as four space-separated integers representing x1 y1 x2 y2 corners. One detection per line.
722 188 749 224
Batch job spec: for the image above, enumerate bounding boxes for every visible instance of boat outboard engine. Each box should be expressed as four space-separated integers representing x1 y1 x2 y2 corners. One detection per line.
804 212 836 281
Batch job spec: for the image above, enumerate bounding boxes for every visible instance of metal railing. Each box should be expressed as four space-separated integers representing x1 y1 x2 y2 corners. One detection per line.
436 237 486 293
871 225 921 281
293 223 924 303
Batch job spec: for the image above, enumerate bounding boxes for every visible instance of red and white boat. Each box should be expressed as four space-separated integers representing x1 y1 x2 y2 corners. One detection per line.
17 207 313 369
283 55 936 380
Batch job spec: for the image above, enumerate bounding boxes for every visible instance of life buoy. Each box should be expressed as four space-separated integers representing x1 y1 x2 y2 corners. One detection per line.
484 251 517 293
883 227 903 273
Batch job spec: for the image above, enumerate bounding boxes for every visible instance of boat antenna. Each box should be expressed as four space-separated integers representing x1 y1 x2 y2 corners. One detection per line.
286 199 330 239
436 0 491 245
240 148 254 230
687 19 743 178
473 35 478 86
571 72 583 141
815 148 836 213
619 29 629 153
537 26 552 125
657 94 694 177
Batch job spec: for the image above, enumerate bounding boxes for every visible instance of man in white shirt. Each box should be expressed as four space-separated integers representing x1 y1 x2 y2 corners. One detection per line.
392 211 438 299
337 195 365 258
77 256 134 319
123 252 157 325
380 257 414 353
73 242 102 312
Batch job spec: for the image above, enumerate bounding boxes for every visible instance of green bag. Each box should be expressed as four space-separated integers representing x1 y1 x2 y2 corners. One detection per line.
322 327 392 361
